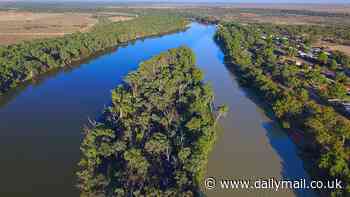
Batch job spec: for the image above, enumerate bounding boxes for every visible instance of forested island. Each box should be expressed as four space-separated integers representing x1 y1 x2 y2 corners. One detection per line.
0 15 188 94
77 47 227 196
2 2 350 197
215 23 350 196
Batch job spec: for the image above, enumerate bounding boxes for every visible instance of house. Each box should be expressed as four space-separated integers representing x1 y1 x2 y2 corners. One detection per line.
311 48 322 54
298 51 316 61
344 105 350 113
298 51 307 57
328 98 342 103
339 100 350 113
342 102 350 106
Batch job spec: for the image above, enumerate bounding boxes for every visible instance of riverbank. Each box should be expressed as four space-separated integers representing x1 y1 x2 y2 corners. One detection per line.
215 23 349 196
0 23 317 197
78 46 223 196
0 15 189 95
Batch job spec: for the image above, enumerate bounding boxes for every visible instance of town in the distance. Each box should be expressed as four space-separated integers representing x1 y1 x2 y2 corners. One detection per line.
0 1 349 197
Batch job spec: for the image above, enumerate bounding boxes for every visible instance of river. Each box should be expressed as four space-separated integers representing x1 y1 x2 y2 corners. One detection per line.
0 23 316 197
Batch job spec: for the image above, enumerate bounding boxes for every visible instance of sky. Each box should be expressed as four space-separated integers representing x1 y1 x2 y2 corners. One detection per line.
0 0 349 4
109 0 348 3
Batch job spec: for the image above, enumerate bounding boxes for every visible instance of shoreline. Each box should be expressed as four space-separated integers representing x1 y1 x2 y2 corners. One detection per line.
214 37 325 196
0 22 190 96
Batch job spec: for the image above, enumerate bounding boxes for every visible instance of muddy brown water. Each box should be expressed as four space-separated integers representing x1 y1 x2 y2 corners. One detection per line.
0 23 316 197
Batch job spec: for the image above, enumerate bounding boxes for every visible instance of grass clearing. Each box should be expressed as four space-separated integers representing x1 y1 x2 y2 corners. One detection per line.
0 11 98 45
314 40 350 56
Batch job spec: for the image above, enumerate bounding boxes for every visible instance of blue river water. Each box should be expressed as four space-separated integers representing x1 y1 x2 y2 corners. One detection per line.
0 23 316 197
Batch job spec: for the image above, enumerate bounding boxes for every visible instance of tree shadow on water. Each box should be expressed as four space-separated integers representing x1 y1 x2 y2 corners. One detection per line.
238 85 318 197
262 121 318 197
219 60 318 197
0 47 119 109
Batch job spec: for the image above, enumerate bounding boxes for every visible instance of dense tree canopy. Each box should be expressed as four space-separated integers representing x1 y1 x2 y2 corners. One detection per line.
78 47 226 197
0 15 188 94
216 23 350 196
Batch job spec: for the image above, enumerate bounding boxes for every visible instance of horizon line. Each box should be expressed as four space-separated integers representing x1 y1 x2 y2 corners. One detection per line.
1 1 350 5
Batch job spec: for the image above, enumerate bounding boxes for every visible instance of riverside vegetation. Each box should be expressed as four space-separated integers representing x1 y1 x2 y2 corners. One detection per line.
0 15 188 94
215 23 350 196
77 47 228 197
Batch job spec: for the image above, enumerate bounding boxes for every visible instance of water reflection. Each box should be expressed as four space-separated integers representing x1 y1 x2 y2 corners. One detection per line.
193 27 317 197
0 23 315 197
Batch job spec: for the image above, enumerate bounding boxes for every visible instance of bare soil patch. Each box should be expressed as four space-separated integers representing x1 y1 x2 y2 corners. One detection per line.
222 14 345 25
0 11 98 45
108 16 134 22
314 40 350 56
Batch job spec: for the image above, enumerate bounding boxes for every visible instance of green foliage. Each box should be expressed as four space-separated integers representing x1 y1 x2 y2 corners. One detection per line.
305 66 328 86
318 52 329 65
0 15 188 94
249 23 350 46
124 149 150 176
214 105 229 127
145 133 169 156
216 22 350 196
330 59 338 71
273 94 303 121
287 47 297 57
334 51 350 68
326 82 347 99
78 47 223 196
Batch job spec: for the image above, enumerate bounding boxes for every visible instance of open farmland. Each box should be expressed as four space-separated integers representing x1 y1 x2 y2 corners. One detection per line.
221 14 344 25
107 15 134 22
106 5 350 26
0 11 98 45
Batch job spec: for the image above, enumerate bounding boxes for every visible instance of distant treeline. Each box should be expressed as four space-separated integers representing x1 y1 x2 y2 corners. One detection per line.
253 23 350 45
78 47 227 196
238 8 350 18
216 23 350 196
0 15 188 94
161 7 350 43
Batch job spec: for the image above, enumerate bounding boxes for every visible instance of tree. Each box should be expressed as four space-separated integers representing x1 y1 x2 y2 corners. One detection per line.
0 15 189 94
305 66 327 86
217 22 350 197
318 52 329 65
336 72 348 84
124 149 149 176
145 133 169 157
78 47 223 196
287 47 297 57
214 105 229 127
330 59 338 71
327 82 347 99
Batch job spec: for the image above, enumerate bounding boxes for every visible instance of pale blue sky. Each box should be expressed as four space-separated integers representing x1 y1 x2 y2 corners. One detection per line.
118 0 347 3
2 0 349 4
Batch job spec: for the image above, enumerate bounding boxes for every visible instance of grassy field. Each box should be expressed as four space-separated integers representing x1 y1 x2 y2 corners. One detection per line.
1 2 350 49
220 3 350 13
104 4 350 26
220 13 345 25
314 40 350 56
0 11 135 45
0 11 98 45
